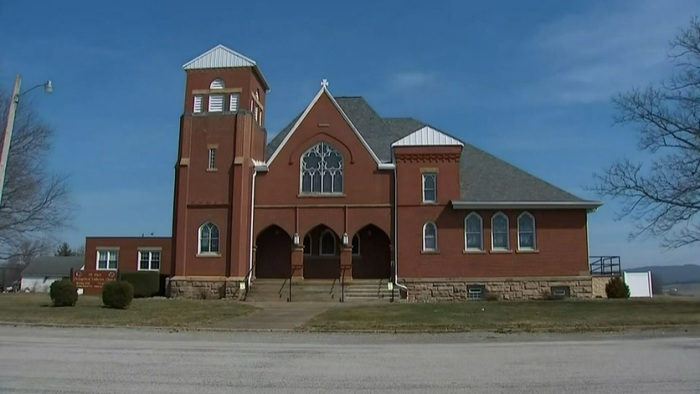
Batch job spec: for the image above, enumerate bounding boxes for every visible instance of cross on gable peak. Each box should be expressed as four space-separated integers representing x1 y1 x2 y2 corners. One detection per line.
321 79 329 88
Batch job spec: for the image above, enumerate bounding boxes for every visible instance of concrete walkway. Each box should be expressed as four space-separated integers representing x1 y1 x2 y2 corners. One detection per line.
213 302 340 331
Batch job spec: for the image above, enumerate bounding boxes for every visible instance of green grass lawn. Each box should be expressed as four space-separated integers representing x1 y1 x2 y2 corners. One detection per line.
0 293 256 329
304 297 700 333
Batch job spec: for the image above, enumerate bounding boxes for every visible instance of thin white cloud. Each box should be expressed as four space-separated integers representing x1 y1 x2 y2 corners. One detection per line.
388 71 438 91
530 0 698 105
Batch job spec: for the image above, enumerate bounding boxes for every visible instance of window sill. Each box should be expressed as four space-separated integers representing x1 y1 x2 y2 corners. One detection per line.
196 253 221 258
206 168 218 172
421 250 440 255
137 268 161 272
516 249 539 254
489 249 513 254
421 201 438 205
463 249 487 254
96 268 118 271
298 193 346 198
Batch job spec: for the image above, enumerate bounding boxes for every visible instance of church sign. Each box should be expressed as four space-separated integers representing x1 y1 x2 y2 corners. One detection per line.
72 270 117 295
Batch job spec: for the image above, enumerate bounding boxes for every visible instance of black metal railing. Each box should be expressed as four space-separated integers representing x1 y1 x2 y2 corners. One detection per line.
339 266 347 303
329 277 338 300
278 267 298 302
242 261 256 301
589 256 622 275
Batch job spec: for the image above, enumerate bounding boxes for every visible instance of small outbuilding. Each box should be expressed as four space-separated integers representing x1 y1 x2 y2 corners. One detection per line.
20 256 84 292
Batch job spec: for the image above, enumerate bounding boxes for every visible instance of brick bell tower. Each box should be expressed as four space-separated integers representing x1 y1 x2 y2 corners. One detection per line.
170 45 269 285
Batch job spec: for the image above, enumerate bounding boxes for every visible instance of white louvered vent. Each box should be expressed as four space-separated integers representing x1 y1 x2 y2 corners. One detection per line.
209 94 224 112
229 93 239 112
210 79 225 89
193 95 203 113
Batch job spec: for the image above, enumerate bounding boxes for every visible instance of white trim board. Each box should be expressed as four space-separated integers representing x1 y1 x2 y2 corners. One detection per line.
265 83 385 169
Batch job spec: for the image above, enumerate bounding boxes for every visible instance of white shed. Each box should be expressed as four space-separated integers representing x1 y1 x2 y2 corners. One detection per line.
20 256 84 292
623 271 653 298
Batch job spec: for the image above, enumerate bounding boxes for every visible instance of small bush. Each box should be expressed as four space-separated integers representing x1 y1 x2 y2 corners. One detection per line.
119 272 162 298
102 281 134 309
49 280 78 307
605 276 630 299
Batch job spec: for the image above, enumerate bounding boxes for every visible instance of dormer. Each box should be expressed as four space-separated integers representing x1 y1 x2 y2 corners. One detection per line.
392 126 464 205
182 44 269 126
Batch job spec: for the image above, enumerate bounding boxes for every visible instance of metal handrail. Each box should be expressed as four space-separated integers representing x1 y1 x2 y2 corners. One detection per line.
339 266 346 303
589 256 622 275
278 266 298 302
242 260 256 301
329 277 338 299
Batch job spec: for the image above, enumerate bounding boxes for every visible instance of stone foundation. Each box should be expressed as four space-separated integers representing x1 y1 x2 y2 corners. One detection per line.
167 276 245 300
401 276 593 302
592 275 619 298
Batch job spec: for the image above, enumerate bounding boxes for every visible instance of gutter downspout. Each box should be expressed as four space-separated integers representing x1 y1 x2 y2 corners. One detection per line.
248 169 257 290
391 151 408 296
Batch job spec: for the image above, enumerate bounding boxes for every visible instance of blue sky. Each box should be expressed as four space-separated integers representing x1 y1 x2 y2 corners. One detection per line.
0 0 698 267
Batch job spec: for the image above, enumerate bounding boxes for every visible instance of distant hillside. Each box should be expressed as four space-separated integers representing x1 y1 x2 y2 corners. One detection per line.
625 264 700 284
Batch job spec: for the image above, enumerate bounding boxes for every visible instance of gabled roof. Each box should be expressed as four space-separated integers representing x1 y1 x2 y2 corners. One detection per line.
392 126 464 147
265 86 382 166
265 96 601 208
21 256 84 277
183 44 270 91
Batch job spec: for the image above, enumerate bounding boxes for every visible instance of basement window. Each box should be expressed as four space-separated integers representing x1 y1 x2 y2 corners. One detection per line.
550 286 570 299
467 284 486 300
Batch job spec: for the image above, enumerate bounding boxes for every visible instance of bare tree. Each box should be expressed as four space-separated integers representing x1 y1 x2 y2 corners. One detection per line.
7 238 54 268
593 17 700 249
0 85 72 259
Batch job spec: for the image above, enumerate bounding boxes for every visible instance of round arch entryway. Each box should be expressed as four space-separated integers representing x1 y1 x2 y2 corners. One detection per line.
302 225 341 279
255 225 292 278
352 224 391 279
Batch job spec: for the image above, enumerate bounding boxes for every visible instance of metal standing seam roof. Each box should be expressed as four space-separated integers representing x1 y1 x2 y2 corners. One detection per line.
265 96 599 205
392 126 464 147
183 44 270 91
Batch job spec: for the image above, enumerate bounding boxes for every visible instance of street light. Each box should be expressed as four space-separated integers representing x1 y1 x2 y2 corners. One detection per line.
0 74 53 208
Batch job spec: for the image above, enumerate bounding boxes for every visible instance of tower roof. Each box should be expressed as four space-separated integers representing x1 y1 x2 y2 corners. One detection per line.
183 44 270 91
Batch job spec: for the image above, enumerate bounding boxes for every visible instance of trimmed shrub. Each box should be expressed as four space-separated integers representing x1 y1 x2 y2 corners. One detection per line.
119 272 162 298
49 280 78 307
102 281 134 309
605 276 631 299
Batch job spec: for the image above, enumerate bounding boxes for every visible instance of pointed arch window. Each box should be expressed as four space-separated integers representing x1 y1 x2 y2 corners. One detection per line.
518 212 536 250
319 230 337 256
465 213 483 251
352 234 361 256
491 213 509 250
199 222 220 254
300 142 343 194
423 222 437 251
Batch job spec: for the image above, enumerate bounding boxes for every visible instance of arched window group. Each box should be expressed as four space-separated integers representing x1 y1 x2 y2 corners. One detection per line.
300 142 343 194
421 212 537 253
193 78 241 114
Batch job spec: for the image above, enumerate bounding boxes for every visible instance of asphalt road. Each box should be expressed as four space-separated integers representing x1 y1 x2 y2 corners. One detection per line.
0 326 698 393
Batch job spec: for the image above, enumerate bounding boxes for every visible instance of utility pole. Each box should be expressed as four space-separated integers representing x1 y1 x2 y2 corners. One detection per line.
0 74 52 208
0 74 22 208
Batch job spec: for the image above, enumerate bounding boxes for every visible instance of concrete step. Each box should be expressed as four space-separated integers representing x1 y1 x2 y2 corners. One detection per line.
342 280 397 302
245 279 397 302
246 279 340 302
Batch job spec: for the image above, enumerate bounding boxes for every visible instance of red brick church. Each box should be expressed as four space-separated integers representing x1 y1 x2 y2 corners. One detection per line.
85 45 602 301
